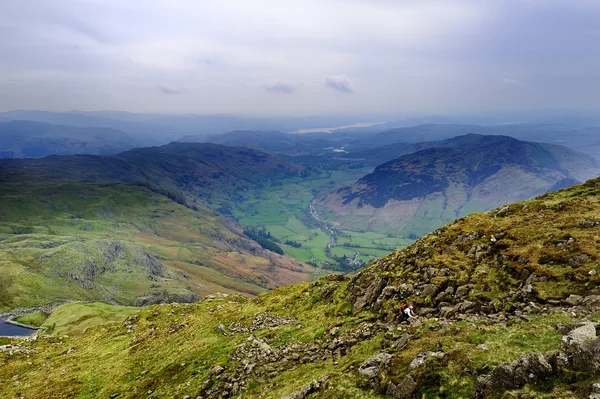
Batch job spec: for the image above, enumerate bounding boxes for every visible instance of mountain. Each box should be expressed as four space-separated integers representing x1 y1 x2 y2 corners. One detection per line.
317 134 600 237
2 176 600 398
0 120 138 158
0 143 310 310
0 142 304 200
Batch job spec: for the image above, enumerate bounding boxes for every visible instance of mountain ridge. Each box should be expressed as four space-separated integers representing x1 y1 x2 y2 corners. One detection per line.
318 134 600 237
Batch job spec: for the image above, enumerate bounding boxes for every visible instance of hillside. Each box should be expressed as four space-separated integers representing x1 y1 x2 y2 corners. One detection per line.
0 120 138 158
318 134 600 237
2 177 600 398
0 144 310 310
0 142 304 201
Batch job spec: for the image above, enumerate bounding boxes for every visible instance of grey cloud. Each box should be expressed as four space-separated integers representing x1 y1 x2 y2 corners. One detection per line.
1 1 600 114
262 82 295 94
157 86 187 95
325 75 354 93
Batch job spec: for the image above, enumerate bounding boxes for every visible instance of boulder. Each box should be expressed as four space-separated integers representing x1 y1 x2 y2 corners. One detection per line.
282 376 330 399
392 334 410 350
487 353 554 392
358 352 392 379
455 285 470 299
409 352 445 370
386 375 417 399
565 294 584 306
353 278 387 313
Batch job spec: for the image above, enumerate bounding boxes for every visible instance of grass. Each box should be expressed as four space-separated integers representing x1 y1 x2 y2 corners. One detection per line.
0 182 314 311
0 276 594 399
41 302 138 336
13 310 49 327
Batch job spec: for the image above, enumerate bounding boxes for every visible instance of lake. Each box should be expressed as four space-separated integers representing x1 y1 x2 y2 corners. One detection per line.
0 319 36 336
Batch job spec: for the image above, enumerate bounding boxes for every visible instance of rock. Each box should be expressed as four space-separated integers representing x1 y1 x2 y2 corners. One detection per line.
398 283 415 297
519 268 531 282
561 323 597 349
439 306 456 318
282 376 330 399
216 324 227 335
409 352 445 370
584 295 600 306
568 254 589 267
477 344 489 352
438 268 452 277
557 322 598 335
353 278 386 313
487 353 554 392
392 334 410 350
386 375 417 399
565 294 584 306
455 285 470 299
358 352 392 379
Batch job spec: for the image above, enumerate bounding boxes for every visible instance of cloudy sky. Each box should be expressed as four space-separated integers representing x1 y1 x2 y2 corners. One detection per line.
1 0 599 115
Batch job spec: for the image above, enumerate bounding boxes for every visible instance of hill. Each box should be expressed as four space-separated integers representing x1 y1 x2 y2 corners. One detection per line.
0 144 310 310
0 120 138 158
317 134 600 237
0 142 304 201
2 176 600 398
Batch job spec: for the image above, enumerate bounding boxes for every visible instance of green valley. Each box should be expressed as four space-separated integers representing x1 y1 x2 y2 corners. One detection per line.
228 167 414 269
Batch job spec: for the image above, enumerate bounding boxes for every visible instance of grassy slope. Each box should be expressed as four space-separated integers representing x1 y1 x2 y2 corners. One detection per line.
0 181 313 311
3 178 600 398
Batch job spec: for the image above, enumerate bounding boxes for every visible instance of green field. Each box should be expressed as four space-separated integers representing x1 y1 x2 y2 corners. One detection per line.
230 168 413 267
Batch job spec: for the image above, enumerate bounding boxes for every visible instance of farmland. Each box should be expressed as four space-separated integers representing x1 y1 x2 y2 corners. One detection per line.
230 167 414 267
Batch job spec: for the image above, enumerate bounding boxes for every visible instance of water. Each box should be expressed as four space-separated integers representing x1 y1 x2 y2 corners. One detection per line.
0 319 36 336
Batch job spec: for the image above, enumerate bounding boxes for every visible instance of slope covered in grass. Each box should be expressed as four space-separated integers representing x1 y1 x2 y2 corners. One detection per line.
2 178 600 398
0 181 313 311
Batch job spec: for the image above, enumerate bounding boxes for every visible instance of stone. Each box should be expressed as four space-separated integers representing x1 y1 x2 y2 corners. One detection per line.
561 323 597 348
282 376 330 399
392 334 410 350
487 353 553 392
421 284 439 298
455 285 470 299
439 306 456 318
584 295 600 306
565 295 584 306
386 375 417 399
353 278 386 313
358 352 392 379
409 352 445 370
216 324 227 335
568 254 589 267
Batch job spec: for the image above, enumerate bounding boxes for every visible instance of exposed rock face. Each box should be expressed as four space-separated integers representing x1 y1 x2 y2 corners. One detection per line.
559 323 600 372
386 375 417 399
477 322 600 398
359 353 392 379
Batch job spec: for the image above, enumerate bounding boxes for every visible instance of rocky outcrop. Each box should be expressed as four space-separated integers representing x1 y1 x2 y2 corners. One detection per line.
281 376 329 399
476 322 600 398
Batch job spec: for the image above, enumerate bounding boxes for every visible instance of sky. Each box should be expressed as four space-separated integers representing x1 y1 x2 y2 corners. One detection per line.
1 0 600 115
